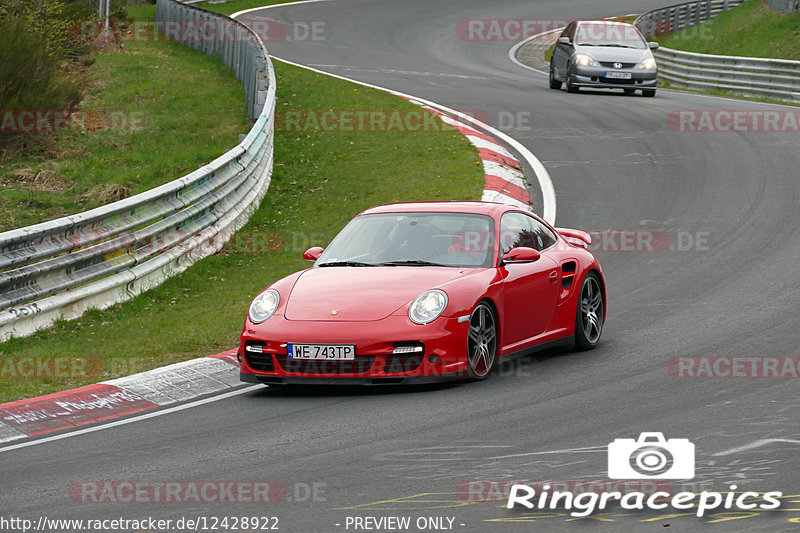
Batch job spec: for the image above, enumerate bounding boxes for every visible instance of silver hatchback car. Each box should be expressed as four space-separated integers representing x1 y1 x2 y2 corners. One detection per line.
550 20 659 97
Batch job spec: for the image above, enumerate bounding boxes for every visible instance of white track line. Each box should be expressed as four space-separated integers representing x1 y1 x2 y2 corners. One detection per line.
508 28 559 76
231 0 331 18
232 4 557 223
0 386 259 454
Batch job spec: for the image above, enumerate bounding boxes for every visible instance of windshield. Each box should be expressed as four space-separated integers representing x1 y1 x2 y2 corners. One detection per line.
316 212 496 268
575 23 647 49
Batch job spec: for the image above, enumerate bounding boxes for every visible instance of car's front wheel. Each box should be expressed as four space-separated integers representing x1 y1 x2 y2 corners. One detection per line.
549 65 562 90
564 64 578 93
467 301 497 379
575 272 604 350
566 71 579 93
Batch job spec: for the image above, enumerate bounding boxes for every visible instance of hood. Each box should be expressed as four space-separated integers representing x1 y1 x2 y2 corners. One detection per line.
284 267 469 321
576 46 650 63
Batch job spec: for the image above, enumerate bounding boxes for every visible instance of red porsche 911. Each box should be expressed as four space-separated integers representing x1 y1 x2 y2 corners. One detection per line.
238 202 605 385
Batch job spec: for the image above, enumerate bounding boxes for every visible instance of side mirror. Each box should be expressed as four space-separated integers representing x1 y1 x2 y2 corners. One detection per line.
649 42 659 49
502 247 541 264
557 36 571 45
303 246 324 261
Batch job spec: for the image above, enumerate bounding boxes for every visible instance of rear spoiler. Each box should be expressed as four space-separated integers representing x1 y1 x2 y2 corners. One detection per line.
556 227 592 248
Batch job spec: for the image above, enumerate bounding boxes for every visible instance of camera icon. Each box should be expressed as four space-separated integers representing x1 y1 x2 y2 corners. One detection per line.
608 432 695 479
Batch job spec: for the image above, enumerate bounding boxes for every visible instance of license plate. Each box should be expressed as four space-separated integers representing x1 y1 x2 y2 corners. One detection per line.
288 343 355 360
606 71 632 79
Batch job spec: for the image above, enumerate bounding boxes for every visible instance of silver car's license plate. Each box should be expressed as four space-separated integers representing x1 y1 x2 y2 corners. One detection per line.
606 71 632 79
288 343 355 360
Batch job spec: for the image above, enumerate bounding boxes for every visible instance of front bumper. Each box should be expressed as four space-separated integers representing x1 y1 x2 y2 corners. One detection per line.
238 314 470 383
240 371 466 386
572 65 657 89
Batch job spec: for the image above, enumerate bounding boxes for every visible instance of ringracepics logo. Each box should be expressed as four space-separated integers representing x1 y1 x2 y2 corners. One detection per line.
506 433 783 518
608 432 694 479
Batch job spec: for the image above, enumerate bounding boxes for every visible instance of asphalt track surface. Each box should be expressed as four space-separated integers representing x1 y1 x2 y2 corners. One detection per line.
3 1 800 531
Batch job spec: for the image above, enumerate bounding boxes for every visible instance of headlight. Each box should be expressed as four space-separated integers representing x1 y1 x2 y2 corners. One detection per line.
575 54 598 67
248 289 280 323
408 290 448 325
638 57 657 70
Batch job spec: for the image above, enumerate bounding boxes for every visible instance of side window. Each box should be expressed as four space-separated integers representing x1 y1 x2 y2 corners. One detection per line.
500 212 557 253
529 218 557 251
500 213 536 253
565 22 576 41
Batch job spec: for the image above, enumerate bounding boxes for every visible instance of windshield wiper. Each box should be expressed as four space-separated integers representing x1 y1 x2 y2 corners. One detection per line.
378 260 448 267
317 260 375 267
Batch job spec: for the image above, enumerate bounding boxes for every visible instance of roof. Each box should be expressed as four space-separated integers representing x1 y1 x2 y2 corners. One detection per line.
360 201 522 217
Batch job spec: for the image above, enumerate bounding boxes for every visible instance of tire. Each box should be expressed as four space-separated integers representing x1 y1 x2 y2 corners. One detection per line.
642 89 656 97
467 301 498 379
566 72 579 93
624 88 635 95
574 272 604 350
549 65 562 90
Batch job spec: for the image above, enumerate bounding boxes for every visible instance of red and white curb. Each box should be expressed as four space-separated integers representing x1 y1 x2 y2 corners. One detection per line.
409 102 532 210
0 350 241 444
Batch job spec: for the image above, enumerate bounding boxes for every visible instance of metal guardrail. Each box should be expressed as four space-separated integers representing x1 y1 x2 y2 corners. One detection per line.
0 0 276 341
764 0 800 12
635 0 800 103
635 0 744 38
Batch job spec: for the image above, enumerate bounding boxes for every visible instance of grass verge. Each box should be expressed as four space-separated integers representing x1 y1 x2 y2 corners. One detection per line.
0 54 483 401
196 0 287 16
659 0 800 59
0 4 250 232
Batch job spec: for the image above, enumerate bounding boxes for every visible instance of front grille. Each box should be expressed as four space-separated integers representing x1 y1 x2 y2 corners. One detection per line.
383 355 424 374
275 355 376 375
600 77 635 84
244 342 274 372
599 61 636 68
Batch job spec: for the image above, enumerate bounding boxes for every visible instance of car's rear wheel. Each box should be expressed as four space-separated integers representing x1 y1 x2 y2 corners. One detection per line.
643 89 656 97
575 272 604 350
549 65 562 90
624 88 635 95
467 302 497 379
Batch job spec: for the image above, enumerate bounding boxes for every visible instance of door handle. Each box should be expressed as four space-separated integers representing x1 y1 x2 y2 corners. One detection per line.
548 271 559 283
